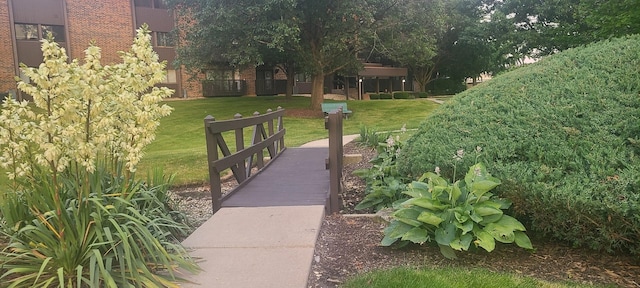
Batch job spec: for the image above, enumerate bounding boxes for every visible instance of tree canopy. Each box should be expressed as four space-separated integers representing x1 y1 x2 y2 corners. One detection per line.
171 0 393 109
170 0 640 101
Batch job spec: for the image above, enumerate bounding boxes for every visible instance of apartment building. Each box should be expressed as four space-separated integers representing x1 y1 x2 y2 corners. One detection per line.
0 0 204 99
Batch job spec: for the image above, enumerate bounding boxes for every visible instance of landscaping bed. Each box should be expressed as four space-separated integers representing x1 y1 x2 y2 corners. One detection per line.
165 141 639 287
307 142 640 288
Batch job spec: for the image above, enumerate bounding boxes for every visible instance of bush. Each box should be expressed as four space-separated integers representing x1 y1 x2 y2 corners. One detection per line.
425 78 466 95
354 135 410 212
398 35 640 254
369 93 380 100
393 92 414 99
379 93 393 99
413 92 429 98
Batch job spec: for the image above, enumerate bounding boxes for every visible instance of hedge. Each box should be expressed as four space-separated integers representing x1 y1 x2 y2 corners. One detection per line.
393 92 414 99
398 35 640 254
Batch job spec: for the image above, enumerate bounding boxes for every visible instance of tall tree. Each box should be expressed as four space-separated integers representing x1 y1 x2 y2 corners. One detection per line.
486 0 640 58
171 0 389 110
369 0 445 92
371 0 494 91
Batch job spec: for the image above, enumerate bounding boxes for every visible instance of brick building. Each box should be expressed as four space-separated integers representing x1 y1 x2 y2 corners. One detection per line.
0 0 218 99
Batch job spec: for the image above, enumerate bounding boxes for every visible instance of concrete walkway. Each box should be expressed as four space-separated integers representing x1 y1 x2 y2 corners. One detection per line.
179 135 359 288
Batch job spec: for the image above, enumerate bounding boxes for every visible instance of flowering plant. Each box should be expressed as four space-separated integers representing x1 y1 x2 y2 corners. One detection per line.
0 26 198 287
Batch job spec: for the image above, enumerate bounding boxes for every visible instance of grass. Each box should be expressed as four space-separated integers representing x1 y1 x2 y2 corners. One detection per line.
0 95 437 188
342 267 615 288
138 96 439 185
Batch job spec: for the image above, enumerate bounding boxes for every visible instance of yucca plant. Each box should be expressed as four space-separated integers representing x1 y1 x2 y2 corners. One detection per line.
0 25 199 287
1 165 198 287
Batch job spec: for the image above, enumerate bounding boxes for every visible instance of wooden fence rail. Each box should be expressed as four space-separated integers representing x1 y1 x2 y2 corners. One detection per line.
204 107 286 213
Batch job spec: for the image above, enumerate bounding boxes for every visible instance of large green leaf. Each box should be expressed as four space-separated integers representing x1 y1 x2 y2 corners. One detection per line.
454 219 474 235
484 223 515 243
495 215 527 231
449 233 473 251
514 231 534 250
451 182 463 203
474 230 495 252
401 227 429 244
383 220 414 240
393 208 423 227
410 197 447 211
471 180 501 198
404 181 429 198
434 222 456 246
417 211 444 226
473 204 503 217
438 244 458 260
381 234 399 246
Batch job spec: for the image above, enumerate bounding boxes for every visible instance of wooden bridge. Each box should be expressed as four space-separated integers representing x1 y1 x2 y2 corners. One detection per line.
179 107 345 287
203 107 344 215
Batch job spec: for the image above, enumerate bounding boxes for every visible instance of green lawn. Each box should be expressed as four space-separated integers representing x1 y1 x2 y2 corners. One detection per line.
138 96 439 185
342 267 615 288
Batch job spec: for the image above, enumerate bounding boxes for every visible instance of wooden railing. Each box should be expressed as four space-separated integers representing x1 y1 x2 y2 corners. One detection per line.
204 107 286 213
325 109 343 214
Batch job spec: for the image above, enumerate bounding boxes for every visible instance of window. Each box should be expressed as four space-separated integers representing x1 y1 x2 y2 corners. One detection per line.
162 70 177 84
15 24 65 42
135 0 168 9
206 69 235 81
153 0 169 9
15 24 38 40
134 0 152 7
296 73 311 82
156 32 174 47
42 25 65 42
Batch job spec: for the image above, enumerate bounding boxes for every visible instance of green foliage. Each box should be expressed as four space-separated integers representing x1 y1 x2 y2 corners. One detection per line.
356 126 390 149
392 92 414 99
413 92 429 98
354 136 410 212
0 166 198 287
369 93 380 100
379 93 393 99
398 36 640 254
425 78 466 95
382 163 532 259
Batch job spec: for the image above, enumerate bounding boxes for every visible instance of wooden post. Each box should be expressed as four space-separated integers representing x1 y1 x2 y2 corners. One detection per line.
326 109 343 214
234 113 247 183
204 115 222 213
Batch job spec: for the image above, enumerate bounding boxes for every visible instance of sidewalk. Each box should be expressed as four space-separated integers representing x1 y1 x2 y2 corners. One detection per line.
178 135 359 288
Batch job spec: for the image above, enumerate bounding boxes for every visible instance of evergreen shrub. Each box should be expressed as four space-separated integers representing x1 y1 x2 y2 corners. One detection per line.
426 78 466 95
414 92 429 98
379 93 393 99
393 92 414 99
398 36 640 254
369 93 380 100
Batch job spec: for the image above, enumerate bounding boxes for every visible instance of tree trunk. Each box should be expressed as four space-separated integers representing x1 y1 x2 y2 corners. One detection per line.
310 73 324 111
286 67 295 100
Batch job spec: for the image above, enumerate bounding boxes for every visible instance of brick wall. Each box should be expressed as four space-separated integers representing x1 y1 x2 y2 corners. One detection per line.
240 68 256 96
66 0 134 64
0 0 17 94
180 68 203 98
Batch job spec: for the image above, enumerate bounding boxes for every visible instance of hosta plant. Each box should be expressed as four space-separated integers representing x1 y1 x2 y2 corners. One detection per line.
354 135 410 211
381 163 533 259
